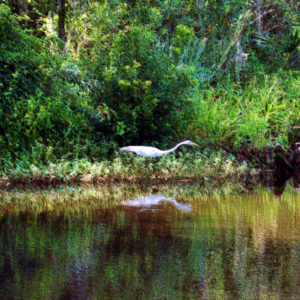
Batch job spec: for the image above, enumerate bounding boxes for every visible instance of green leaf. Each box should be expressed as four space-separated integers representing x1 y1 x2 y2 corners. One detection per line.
57 172 64 179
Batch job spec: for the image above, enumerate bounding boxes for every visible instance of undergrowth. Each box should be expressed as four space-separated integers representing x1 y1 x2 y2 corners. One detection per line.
191 71 300 149
0 149 257 190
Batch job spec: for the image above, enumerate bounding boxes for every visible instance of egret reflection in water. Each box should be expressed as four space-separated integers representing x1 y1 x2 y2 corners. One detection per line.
2 191 300 299
120 194 192 212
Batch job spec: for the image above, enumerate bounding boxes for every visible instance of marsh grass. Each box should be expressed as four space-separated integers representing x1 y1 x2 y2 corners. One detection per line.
0 149 258 190
192 72 300 149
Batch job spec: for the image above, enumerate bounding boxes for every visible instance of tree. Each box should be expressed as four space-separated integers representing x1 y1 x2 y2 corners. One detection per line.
58 0 66 42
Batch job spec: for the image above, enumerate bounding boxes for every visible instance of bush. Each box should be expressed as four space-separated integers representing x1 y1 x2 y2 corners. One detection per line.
0 5 97 166
83 3 197 146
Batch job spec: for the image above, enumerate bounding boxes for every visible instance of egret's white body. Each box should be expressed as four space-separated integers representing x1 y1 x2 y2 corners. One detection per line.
119 140 199 157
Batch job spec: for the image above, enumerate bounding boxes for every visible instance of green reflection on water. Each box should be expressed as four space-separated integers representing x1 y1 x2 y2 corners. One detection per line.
1 191 300 299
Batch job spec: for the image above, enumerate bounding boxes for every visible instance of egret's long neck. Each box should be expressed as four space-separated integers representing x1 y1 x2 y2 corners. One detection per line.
160 141 188 155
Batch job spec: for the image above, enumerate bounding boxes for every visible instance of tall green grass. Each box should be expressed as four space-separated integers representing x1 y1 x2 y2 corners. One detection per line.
191 71 300 149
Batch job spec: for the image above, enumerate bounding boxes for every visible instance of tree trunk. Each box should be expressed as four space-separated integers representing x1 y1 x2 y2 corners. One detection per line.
58 0 66 42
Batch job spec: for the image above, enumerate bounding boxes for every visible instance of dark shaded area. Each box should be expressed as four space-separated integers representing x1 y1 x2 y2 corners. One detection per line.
258 142 300 199
58 0 66 42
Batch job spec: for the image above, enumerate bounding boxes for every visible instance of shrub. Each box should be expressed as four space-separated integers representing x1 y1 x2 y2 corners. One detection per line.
0 5 96 166
83 3 197 146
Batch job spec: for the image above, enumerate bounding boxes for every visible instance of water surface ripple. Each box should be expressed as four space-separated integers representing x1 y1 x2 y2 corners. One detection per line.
1 192 300 299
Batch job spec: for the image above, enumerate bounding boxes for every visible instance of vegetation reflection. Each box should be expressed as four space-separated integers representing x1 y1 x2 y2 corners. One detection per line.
1 191 300 299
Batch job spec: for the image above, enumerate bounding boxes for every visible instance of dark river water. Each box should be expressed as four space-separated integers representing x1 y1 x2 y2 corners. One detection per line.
1 191 300 299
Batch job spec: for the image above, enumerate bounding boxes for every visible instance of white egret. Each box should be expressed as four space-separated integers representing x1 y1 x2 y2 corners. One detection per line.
119 140 199 157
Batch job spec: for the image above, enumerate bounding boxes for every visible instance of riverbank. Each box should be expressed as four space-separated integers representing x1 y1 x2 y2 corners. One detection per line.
0 149 260 191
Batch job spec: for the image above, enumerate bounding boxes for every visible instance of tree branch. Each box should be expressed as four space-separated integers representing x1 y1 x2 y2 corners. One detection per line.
217 9 274 73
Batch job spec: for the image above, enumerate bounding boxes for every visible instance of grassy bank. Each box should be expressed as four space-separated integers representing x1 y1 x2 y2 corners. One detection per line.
0 149 259 191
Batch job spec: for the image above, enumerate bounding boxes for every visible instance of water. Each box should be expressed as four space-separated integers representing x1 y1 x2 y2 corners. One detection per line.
1 191 300 299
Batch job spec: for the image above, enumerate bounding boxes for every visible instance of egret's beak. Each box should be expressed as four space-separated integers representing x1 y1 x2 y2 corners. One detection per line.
192 142 200 147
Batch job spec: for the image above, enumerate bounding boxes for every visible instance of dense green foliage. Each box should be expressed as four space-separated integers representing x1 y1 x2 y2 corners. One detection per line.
0 5 97 166
193 72 300 148
1 0 300 169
